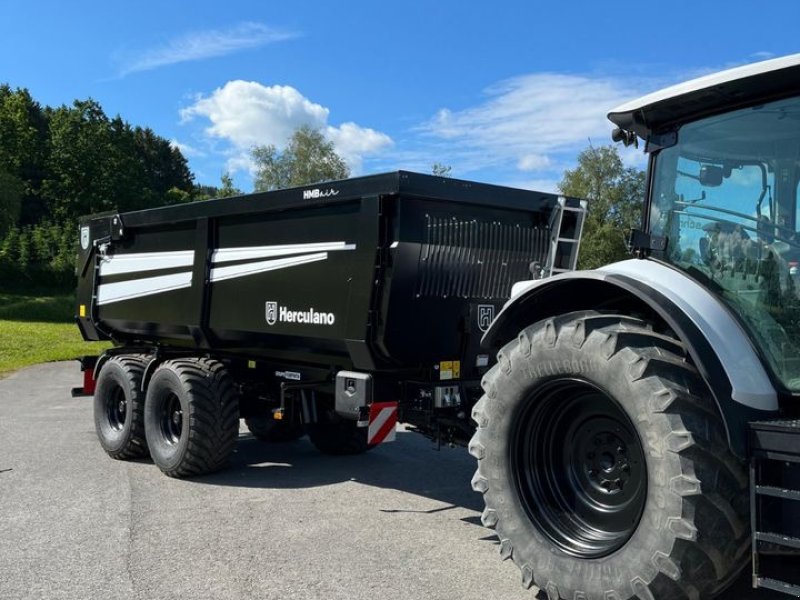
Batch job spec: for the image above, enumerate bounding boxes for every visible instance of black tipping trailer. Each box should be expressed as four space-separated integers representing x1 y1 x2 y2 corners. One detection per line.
75 171 585 474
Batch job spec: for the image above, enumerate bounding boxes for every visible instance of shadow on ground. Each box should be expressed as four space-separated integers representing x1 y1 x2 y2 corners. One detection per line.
194 428 784 600
200 428 484 513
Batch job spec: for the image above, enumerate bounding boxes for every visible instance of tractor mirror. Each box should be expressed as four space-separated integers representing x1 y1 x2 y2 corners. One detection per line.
698 165 724 187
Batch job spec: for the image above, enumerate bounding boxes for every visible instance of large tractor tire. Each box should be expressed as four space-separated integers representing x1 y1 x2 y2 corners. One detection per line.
94 354 150 460
245 415 305 443
470 311 749 600
144 358 239 478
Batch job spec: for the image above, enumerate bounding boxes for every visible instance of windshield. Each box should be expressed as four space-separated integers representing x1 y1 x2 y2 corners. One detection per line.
651 95 800 392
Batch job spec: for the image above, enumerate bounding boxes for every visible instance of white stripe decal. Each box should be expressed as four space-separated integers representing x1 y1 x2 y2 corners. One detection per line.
99 250 194 276
368 407 394 443
212 241 355 264
97 272 193 305
93 242 354 304
210 253 328 283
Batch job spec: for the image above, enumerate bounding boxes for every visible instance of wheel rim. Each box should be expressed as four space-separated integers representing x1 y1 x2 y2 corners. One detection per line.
105 385 127 431
510 378 647 558
159 392 183 445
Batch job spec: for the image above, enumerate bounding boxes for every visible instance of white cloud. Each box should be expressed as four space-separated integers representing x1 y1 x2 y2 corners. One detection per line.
326 122 393 172
749 51 776 61
517 153 551 172
617 143 648 169
181 81 329 148
421 73 642 174
118 22 298 77
225 153 258 177
180 80 393 174
169 139 205 158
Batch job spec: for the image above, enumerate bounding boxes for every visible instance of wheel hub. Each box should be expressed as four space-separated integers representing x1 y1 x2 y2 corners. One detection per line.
160 393 184 445
581 428 634 495
106 386 127 431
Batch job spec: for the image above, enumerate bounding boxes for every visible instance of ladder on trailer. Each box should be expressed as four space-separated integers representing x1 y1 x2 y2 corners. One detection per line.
544 197 588 277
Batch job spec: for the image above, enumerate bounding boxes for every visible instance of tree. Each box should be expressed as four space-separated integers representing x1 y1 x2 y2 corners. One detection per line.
133 126 194 208
431 162 452 177
192 184 220 201
190 172 241 201
219 172 241 197
38 100 194 221
559 145 645 269
0 171 23 236
0 86 197 291
0 86 48 224
251 125 350 192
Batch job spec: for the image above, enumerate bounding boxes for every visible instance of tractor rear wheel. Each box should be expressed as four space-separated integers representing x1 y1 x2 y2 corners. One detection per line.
470 311 749 599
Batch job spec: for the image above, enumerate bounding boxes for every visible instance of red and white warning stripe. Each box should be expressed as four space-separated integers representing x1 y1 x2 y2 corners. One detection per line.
368 402 398 445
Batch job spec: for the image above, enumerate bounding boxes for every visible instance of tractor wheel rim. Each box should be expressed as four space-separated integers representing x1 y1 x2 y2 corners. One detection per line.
511 378 647 558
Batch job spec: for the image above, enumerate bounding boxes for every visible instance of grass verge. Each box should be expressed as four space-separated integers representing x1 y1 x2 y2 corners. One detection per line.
0 292 110 378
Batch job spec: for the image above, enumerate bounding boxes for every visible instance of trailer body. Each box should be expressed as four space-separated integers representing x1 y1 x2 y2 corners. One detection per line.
77 171 584 444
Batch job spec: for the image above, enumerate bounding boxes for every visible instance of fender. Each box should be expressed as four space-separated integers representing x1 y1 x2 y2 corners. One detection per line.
482 259 779 457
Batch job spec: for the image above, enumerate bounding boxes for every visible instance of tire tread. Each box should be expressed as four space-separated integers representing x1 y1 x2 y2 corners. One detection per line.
148 357 239 478
95 354 149 460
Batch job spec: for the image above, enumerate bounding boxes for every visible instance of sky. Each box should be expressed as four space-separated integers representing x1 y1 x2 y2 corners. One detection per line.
1 0 797 193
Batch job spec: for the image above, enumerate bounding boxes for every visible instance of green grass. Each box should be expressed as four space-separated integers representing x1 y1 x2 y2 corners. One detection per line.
0 292 110 377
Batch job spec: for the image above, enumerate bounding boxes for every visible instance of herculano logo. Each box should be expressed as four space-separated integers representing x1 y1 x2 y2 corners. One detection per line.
265 301 336 326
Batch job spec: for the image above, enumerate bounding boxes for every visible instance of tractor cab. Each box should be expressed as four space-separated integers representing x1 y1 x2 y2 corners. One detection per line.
609 54 800 394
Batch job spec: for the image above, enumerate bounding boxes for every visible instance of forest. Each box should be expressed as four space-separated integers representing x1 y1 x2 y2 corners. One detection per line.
0 85 198 291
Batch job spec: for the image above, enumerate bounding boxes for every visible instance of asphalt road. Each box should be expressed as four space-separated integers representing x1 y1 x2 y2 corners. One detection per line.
0 362 785 600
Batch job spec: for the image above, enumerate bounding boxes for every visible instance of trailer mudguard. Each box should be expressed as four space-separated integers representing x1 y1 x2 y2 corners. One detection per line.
482 259 779 457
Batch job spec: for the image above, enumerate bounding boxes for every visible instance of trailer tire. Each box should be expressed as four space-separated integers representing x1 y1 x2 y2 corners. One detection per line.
144 358 239 478
245 416 305 443
470 311 749 600
94 355 150 460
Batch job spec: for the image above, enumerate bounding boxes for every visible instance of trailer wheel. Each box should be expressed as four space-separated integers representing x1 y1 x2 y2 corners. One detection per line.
471 311 749 599
307 397 370 455
245 415 305 442
144 358 239 478
94 355 149 460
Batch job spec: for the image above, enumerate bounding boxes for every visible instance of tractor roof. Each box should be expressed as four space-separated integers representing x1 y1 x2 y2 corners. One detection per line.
608 53 800 140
